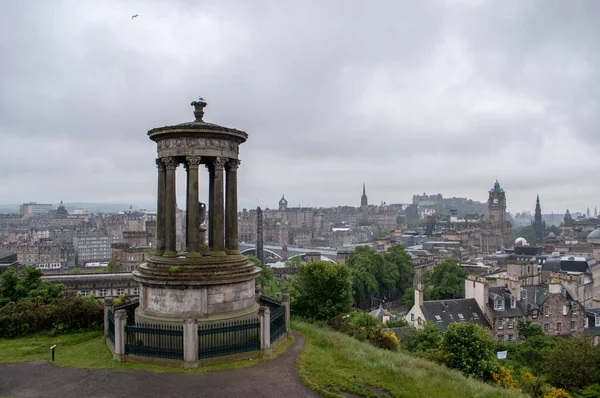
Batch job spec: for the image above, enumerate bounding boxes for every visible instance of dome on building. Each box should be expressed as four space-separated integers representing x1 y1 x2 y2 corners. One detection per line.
587 227 600 243
547 232 556 239
514 237 529 247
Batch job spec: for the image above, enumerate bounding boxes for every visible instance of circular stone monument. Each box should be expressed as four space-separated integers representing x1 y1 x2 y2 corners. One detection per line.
133 98 261 324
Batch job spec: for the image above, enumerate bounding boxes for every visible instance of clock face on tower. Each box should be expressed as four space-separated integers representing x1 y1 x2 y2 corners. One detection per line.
493 198 499 204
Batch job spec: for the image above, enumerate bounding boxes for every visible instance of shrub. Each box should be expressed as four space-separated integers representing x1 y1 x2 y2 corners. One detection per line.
544 387 570 398
369 329 399 351
441 322 498 380
290 261 353 321
327 314 352 334
0 292 103 337
492 367 519 390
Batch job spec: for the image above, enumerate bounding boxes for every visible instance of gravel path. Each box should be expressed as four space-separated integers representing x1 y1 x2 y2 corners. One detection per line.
0 333 318 398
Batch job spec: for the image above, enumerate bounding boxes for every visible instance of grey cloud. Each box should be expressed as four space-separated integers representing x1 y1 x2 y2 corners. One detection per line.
1 0 599 213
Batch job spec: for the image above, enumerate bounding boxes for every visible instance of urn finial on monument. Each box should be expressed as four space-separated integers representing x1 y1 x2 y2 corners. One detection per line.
191 97 207 122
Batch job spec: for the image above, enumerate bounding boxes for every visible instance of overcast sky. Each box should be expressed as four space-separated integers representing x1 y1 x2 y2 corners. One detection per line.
1 0 599 214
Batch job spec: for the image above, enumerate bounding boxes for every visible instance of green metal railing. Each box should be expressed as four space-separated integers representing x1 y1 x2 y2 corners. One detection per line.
270 305 285 344
107 309 115 344
115 301 139 325
259 295 281 311
125 323 184 360
198 319 260 359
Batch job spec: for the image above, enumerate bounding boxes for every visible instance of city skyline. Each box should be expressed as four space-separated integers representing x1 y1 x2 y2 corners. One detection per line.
1 1 600 213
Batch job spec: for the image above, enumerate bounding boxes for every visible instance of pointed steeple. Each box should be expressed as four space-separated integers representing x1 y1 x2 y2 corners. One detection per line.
360 183 368 207
534 194 543 245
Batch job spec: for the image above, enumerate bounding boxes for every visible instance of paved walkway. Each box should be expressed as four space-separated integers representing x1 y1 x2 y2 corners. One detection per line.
0 333 318 398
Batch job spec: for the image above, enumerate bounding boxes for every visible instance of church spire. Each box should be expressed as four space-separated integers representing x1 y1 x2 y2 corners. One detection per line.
533 194 544 245
361 183 368 207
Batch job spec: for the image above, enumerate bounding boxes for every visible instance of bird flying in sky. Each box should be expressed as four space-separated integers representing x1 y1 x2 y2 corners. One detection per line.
131 14 139 19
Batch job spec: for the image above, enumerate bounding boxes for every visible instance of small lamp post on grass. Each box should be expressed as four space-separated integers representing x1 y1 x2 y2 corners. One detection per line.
50 345 56 362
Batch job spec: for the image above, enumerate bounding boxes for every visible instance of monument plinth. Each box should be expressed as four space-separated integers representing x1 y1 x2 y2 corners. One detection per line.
133 99 260 324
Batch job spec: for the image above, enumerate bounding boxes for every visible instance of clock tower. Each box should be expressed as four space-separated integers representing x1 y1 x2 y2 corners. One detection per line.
488 180 507 223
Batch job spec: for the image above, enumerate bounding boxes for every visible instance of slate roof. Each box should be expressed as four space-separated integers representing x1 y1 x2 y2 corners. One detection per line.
488 286 527 318
542 255 596 273
421 298 490 332
585 309 600 337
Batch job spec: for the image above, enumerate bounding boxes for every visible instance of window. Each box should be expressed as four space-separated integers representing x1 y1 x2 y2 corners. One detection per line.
595 315 600 327
494 298 504 311
543 323 549 333
449 314 454 320
411 313 415 321
472 312 479 319
532 310 538 319
435 315 442 322
98 289 107 297
498 335 504 343
508 334 513 343
571 302 578 315
132 287 139 296
510 296 516 308
497 317 504 330
571 321 576 331
80 290 90 297
585 318 589 328
544 307 549 317
556 322 561 332
116 288 125 296
508 319 514 329
563 305 569 316
458 313 464 321
521 289 527 300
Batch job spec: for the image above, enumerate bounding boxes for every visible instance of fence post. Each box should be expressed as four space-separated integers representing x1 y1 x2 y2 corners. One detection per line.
183 318 199 369
281 293 291 337
113 309 127 362
259 306 272 356
104 297 114 339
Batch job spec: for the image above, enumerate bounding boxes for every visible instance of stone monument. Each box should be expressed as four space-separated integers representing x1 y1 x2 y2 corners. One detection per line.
133 98 261 324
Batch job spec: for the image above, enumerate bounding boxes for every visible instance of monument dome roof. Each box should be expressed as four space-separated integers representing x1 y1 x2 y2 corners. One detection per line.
587 227 600 240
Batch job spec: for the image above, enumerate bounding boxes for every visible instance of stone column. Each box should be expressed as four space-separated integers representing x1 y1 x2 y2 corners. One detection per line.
164 157 178 256
259 306 272 356
113 309 127 362
212 157 226 256
225 160 240 254
183 318 199 369
185 156 201 256
103 297 114 339
206 163 214 249
282 293 291 337
156 159 166 255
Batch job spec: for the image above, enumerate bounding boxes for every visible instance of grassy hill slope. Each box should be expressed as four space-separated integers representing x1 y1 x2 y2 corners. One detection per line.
294 321 524 398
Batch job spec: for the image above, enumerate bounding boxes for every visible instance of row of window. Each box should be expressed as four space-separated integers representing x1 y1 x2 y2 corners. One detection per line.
543 321 578 333
79 288 139 297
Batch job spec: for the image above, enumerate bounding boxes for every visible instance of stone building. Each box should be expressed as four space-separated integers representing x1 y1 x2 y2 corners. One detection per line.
73 232 122 266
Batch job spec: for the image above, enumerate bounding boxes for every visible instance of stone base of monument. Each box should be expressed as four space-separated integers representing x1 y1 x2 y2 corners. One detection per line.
132 254 261 325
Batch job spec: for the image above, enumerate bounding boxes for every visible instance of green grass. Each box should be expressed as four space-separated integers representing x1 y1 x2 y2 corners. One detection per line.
294 320 525 398
264 278 291 298
0 330 294 374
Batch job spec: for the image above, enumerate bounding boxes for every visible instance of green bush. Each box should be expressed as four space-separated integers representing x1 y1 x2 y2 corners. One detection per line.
0 292 103 337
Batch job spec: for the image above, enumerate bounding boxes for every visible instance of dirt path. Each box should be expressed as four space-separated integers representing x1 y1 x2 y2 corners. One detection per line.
0 333 318 398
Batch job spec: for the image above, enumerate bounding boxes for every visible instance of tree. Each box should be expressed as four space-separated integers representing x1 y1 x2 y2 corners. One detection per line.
106 258 119 273
383 245 415 293
247 255 274 289
544 336 600 391
284 255 304 268
441 322 497 379
348 246 398 303
290 261 353 321
423 258 468 301
403 322 443 354
518 319 544 341
0 266 63 306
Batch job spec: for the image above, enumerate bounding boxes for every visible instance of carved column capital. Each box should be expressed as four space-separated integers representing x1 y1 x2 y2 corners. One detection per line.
225 159 240 171
162 157 178 170
156 158 166 171
184 156 202 170
213 157 226 169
